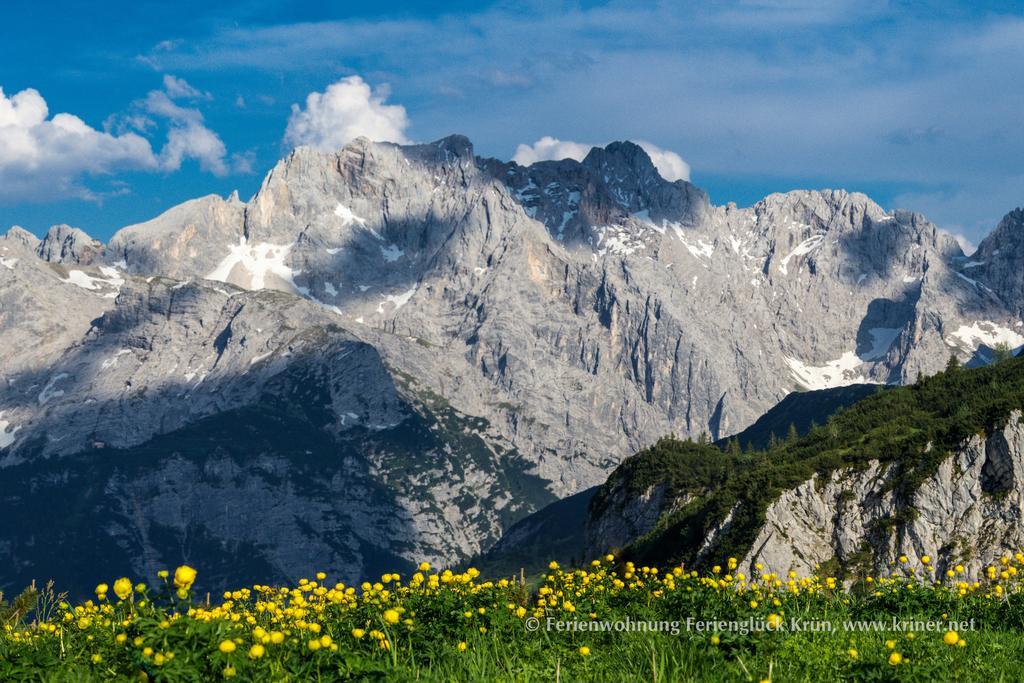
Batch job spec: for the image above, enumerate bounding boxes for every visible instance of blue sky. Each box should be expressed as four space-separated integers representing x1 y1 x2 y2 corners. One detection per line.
1 0 1022 249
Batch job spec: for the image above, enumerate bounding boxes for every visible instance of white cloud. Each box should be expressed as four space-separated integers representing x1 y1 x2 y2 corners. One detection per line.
949 232 977 256
0 86 157 201
0 76 241 203
634 140 690 182
162 74 210 100
512 136 593 165
141 85 231 176
160 122 229 176
231 150 256 175
512 136 690 181
284 76 410 151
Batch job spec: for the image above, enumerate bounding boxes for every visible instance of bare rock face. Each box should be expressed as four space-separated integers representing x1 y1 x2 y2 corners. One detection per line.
85 136 1023 494
975 208 1024 318
4 226 40 252
585 481 690 554
2 135 1023 593
0 241 548 593
37 224 104 265
736 412 1024 577
105 194 247 282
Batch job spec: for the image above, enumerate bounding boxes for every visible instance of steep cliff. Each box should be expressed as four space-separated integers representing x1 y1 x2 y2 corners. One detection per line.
587 356 1024 577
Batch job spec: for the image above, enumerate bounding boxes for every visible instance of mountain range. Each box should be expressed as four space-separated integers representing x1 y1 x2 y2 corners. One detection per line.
1 135 1022 594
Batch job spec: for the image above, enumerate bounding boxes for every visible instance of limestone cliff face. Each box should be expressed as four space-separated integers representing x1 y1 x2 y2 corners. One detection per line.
0 237 548 594
738 411 1024 577
36 224 104 265
585 481 691 555
585 410 1024 578
974 209 1024 319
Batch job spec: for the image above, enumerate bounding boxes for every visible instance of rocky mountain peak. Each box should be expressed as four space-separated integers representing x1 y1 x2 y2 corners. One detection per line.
412 134 475 164
752 189 891 235
977 207 1024 254
3 226 41 252
582 140 660 182
975 207 1024 317
37 224 103 265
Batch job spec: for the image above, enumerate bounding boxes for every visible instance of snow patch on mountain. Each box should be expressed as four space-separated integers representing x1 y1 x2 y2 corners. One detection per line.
376 286 417 314
0 411 19 449
669 224 713 260
206 239 302 293
785 352 870 390
61 267 124 296
595 226 645 257
778 234 824 275
38 373 69 406
947 322 1024 353
380 244 404 262
334 203 366 226
101 349 133 370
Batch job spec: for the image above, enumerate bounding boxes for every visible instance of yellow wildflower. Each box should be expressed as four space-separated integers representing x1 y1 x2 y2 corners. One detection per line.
173 566 197 590
113 577 133 601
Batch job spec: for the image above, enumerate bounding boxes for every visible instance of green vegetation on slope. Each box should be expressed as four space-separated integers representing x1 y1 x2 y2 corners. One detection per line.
717 383 884 452
596 354 1024 571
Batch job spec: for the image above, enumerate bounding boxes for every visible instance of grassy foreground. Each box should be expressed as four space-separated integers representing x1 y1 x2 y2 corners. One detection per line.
4 555 1024 681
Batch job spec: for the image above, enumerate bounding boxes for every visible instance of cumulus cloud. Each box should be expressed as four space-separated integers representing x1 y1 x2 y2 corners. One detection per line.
512 136 690 181
139 80 233 176
162 74 210 100
950 232 977 256
634 140 690 182
284 76 410 151
0 76 243 202
512 136 593 165
0 86 157 201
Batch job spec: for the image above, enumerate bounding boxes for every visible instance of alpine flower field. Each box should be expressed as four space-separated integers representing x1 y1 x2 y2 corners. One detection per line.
4 555 1024 681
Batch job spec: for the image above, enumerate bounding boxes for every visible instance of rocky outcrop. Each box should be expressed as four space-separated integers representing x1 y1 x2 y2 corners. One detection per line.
735 412 1024 577
37 224 103 265
975 208 1024 318
585 481 690 554
0 242 549 594
4 226 40 252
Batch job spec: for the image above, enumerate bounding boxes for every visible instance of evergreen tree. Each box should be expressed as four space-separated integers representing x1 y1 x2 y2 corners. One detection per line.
946 353 961 372
786 422 799 443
